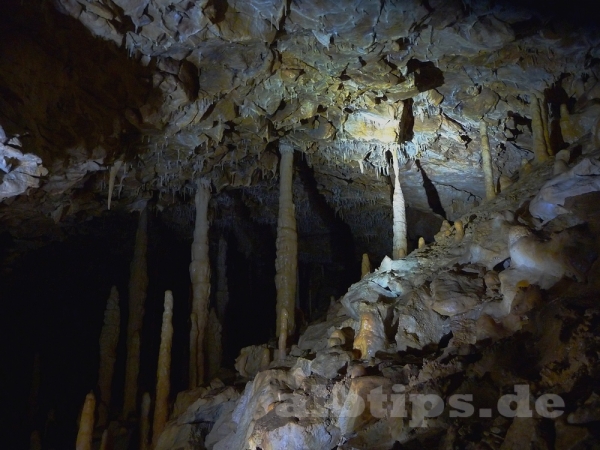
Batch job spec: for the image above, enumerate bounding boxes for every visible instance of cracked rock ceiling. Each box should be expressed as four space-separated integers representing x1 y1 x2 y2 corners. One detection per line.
1 0 599 262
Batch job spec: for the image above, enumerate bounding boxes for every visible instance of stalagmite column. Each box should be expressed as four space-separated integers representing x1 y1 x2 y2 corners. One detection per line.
391 148 407 259
275 140 297 360
206 308 222 381
531 96 549 163
152 290 174 447
480 121 496 200
189 179 211 388
98 286 120 428
75 392 95 450
140 392 151 450
361 253 371 278
123 206 148 418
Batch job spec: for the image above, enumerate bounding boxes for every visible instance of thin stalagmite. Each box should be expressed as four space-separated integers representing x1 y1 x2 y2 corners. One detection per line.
98 285 120 428
152 290 174 447
123 206 148 417
189 179 211 387
361 253 371 278
418 237 426 249
216 237 229 321
275 140 297 359
75 392 95 450
107 157 123 210
140 392 151 450
531 96 549 163
391 148 407 259
99 430 108 450
206 307 222 381
480 121 496 200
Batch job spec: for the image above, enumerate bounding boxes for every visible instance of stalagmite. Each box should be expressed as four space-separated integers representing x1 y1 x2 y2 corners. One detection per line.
418 237 426 249
107 157 123 210
206 307 222 381
140 392 151 450
560 104 581 143
98 286 120 428
277 307 289 360
361 253 371 278
531 96 549 163
391 148 407 259
189 179 211 387
454 220 464 242
152 290 174 447
216 237 229 321
75 392 95 450
99 430 108 450
123 206 148 418
480 121 496 200
259 347 271 371
541 97 552 155
275 140 297 359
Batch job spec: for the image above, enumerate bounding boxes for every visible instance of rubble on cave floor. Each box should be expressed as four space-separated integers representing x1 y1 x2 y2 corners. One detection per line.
158 151 600 449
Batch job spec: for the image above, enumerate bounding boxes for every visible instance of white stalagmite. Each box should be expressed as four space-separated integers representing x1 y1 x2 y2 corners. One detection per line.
107 157 123 210
480 121 496 200
531 96 549 163
140 392 151 450
275 141 297 358
123 206 148 418
361 253 371 278
206 307 222 381
152 290 174 447
189 180 211 388
75 392 95 450
391 148 407 259
418 237 426 249
98 286 120 428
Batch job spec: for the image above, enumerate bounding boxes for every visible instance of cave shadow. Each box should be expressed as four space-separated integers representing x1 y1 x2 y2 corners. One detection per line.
415 159 447 220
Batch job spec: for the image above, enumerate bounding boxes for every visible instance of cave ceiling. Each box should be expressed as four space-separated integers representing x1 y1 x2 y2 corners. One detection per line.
1 0 599 260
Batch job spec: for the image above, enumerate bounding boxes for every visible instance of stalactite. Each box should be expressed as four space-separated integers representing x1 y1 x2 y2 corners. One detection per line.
275 140 297 358
541 97 552 155
98 286 120 428
75 392 95 450
361 253 371 278
531 96 549 163
480 121 496 200
189 179 211 387
206 307 222 381
140 392 151 450
107 157 123 210
152 290 174 447
216 237 229 321
418 237 426 249
391 148 407 259
123 206 148 418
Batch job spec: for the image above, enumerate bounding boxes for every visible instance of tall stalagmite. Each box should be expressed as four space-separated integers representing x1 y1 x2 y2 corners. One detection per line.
123 206 148 417
152 290 174 447
480 121 496 200
361 253 371 278
391 148 407 259
75 392 95 450
189 180 211 387
275 141 297 359
98 286 120 428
